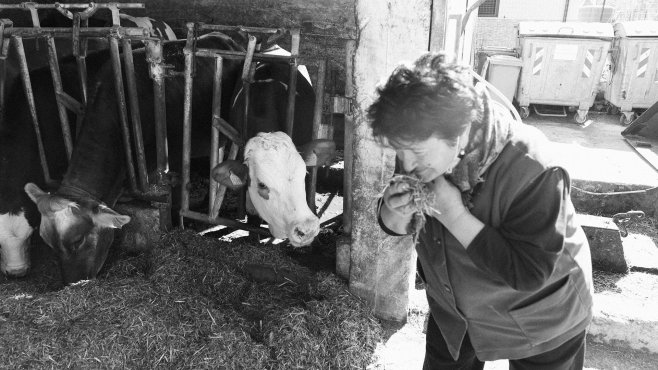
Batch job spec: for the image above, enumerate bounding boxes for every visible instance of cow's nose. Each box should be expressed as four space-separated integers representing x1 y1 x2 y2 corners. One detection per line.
289 219 319 247
1 263 29 278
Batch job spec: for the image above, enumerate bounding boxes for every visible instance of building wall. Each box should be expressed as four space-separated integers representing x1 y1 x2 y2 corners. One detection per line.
476 0 658 54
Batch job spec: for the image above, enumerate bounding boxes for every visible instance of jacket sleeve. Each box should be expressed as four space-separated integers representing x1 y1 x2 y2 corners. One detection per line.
466 167 570 291
375 197 409 236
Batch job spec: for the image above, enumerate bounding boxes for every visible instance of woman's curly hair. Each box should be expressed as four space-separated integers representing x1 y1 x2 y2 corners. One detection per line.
368 52 480 145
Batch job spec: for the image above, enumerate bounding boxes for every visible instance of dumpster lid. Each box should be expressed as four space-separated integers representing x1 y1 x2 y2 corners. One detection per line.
614 21 658 37
488 55 522 67
519 21 613 39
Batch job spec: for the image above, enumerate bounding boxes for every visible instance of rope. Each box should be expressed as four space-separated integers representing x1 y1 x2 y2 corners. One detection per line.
571 185 658 196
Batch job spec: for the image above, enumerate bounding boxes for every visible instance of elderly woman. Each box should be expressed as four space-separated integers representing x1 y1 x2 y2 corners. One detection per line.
369 52 593 370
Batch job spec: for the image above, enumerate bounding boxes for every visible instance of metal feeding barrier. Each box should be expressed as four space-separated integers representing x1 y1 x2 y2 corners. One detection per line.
178 22 329 237
0 2 172 229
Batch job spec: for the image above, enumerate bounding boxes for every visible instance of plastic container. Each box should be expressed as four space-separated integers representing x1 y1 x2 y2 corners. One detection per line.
483 55 522 107
605 21 658 125
515 21 613 123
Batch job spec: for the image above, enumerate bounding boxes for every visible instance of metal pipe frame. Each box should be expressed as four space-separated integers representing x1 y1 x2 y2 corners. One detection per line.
0 3 145 11
13 35 52 184
208 55 224 217
342 40 356 235
306 59 327 213
0 19 12 122
45 34 74 159
122 38 148 193
180 210 272 237
285 29 300 137
180 24 196 227
109 35 138 193
2 27 149 39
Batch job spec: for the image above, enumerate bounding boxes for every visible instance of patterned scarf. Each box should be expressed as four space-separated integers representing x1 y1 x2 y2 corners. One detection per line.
446 84 513 208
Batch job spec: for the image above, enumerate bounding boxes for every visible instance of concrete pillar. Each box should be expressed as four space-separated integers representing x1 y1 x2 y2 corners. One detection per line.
349 0 431 322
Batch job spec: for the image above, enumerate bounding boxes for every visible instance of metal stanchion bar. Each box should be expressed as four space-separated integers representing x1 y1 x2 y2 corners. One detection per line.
0 19 11 122
0 3 145 10
208 55 224 218
211 117 243 146
109 36 138 193
306 59 327 212
180 210 272 237
210 142 239 219
191 48 295 63
196 23 283 35
72 13 89 108
2 27 149 38
123 39 149 192
147 40 168 190
13 35 51 184
55 91 85 116
237 36 257 220
285 29 300 137
180 24 196 226
45 35 74 159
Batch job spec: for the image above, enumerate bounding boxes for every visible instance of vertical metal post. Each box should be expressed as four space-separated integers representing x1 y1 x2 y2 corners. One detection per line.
13 36 51 184
209 55 223 215
45 34 74 159
285 29 300 137
343 40 356 235
124 38 149 192
237 36 257 220
0 19 12 121
148 39 171 231
109 35 138 193
306 59 327 212
73 13 89 109
180 23 196 226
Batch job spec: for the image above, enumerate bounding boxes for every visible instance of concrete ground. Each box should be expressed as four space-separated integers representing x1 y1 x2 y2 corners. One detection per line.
368 109 658 369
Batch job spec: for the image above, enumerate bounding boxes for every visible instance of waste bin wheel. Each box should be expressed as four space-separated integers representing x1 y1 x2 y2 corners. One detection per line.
519 106 530 119
620 112 635 126
575 111 588 124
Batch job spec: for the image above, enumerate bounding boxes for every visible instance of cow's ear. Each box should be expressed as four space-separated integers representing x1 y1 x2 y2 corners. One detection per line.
299 139 336 167
92 205 131 229
24 183 47 204
211 160 249 190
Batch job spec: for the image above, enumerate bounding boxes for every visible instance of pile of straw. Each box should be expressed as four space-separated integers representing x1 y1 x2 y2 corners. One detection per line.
0 229 382 369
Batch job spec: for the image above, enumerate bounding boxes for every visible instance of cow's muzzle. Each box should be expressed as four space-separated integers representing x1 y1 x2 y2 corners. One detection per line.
288 217 320 247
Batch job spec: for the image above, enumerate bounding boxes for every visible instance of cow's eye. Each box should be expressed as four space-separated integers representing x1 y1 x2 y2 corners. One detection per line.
70 236 86 250
257 182 268 190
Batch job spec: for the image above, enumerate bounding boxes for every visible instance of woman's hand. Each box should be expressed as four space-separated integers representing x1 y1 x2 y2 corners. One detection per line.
383 181 416 217
426 176 484 248
427 176 468 224
379 180 415 234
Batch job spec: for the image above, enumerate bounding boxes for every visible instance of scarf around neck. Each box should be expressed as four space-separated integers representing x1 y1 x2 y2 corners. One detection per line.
445 83 514 208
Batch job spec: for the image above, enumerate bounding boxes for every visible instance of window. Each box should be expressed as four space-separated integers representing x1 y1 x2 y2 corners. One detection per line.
478 0 499 17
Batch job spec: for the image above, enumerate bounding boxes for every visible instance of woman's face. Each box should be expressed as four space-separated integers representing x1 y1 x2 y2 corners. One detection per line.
391 135 460 183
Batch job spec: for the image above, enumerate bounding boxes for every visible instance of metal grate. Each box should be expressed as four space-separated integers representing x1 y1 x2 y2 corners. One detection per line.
478 0 499 17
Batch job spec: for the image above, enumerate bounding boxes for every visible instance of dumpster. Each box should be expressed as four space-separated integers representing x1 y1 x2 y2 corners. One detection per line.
606 21 658 125
482 55 522 107
515 21 613 123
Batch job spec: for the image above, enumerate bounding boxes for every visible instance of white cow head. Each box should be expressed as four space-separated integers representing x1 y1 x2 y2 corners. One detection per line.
212 132 335 247
0 212 33 277
23 183 130 284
